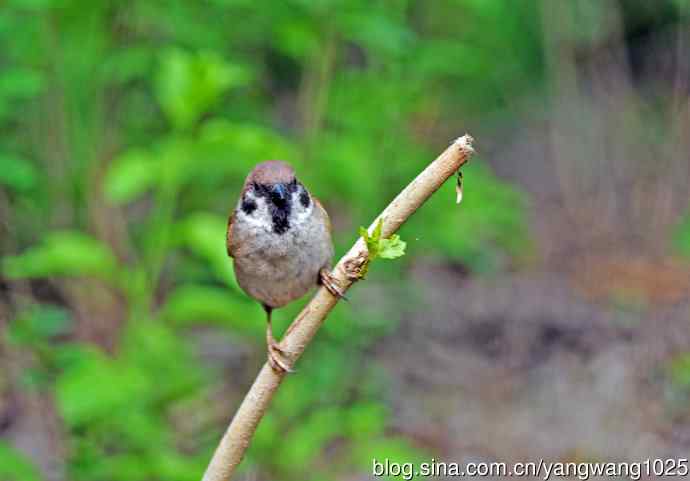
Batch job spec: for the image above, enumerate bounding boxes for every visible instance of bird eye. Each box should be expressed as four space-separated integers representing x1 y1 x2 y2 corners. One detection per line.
288 178 298 193
252 182 269 196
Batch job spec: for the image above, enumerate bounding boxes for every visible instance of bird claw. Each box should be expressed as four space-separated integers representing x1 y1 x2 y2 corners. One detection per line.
267 341 294 373
319 269 347 300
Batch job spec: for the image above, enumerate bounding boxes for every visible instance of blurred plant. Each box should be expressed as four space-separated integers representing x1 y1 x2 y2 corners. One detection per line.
673 210 690 259
0 441 41 481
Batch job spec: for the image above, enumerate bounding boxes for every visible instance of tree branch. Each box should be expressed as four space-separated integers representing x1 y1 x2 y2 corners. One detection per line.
202 135 475 481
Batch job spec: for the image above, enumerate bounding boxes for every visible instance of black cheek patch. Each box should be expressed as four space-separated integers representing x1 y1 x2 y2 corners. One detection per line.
241 197 257 215
299 191 310 208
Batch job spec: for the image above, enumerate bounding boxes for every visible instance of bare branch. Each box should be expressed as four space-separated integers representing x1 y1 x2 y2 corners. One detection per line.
202 135 475 481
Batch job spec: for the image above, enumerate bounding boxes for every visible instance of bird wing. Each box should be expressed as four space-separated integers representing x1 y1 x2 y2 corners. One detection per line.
313 197 331 235
226 211 236 258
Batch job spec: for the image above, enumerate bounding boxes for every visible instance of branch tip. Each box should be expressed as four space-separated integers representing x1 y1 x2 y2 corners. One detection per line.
453 134 475 154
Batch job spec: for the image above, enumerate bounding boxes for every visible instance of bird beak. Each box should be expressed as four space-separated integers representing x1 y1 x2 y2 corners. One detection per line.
270 183 288 206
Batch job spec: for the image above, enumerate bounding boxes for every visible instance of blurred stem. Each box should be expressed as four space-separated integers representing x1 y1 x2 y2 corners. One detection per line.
299 28 337 162
141 183 178 314
202 135 475 481
40 13 72 229
0 275 67 481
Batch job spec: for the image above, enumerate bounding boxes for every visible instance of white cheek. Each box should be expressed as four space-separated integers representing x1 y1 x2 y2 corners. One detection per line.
237 193 271 228
291 192 313 225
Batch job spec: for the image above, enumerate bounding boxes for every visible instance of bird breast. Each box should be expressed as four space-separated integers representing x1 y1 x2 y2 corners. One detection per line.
231 205 333 308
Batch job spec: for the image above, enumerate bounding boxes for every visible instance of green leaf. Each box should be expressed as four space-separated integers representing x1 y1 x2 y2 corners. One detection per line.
359 219 406 265
0 441 41 481
378 234 406 259
371 219 383 255
358 226 376 258
372 217 383 239
0 154 38 192
360 218 383 257
155 48 251 130
103 149 157 204
2 231 118 281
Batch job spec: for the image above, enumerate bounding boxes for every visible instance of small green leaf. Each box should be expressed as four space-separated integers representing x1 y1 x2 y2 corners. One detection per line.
359 218 405 261
372 217 383 242
359 225 376 258
360 218 384 258
357 219 405 278
378 234 406 259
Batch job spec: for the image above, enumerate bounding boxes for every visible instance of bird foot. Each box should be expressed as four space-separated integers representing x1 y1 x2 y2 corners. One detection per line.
267 340 294 374
319 268 347 300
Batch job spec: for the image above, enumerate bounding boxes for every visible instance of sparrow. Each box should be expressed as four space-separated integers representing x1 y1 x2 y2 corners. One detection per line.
226 160 343 373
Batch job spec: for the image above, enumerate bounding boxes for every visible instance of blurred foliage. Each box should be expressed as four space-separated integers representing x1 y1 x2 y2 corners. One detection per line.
0 0 538 479
673 211 690 259
672 212 690 399
0 441 41 481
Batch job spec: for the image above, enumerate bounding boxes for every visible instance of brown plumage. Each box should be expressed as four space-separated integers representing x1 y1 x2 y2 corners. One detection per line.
227 160 342 372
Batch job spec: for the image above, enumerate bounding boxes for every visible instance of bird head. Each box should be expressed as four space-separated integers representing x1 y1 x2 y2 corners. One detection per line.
239 160 312 235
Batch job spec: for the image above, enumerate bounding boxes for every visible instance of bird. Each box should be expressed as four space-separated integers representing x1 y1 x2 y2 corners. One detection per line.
226 160 343 373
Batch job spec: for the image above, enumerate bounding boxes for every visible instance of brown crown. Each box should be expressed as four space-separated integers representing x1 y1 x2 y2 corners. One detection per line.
246 160 295 185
